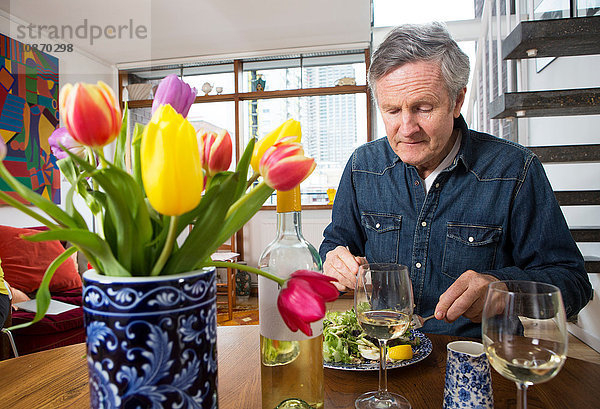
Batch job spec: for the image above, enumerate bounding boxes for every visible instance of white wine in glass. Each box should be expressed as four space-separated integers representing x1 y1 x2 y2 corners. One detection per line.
354 263 414 409
482 281 568 409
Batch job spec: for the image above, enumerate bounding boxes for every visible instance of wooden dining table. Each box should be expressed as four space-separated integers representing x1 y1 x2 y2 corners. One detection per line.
0 325 599 408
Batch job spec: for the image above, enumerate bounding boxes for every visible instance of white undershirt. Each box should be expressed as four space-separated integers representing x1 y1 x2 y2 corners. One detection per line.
423 130 462 194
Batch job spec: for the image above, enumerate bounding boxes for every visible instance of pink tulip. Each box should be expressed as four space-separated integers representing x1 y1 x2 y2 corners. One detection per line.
48 127 86 160
59 81 122 148
259 137 316 191
152 74 197 118
277 270 338 336
197 122 232 176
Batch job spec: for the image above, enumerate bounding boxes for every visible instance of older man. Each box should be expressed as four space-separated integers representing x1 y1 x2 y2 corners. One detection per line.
319 22 591 337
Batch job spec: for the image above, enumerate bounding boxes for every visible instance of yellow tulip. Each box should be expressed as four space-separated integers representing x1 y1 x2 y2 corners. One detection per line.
250 118 301 173
141 104 203 216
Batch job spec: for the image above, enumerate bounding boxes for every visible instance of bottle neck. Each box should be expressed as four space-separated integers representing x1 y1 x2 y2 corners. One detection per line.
276 210 302 238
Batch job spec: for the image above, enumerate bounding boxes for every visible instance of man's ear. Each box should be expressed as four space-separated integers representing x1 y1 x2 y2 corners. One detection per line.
453 87 467 118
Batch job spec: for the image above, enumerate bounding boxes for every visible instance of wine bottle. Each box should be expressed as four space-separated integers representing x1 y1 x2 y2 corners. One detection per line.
259 186 324 409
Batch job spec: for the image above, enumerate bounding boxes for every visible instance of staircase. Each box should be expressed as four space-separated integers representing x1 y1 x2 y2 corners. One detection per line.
467 0 600 349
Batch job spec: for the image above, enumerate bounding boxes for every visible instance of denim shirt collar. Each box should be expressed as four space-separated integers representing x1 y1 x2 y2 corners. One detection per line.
452 114 474 173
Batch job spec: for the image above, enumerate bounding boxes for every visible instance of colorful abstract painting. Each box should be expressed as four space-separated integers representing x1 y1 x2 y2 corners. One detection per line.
0 33 60 204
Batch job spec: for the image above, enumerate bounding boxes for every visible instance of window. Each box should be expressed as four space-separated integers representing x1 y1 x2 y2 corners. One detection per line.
242 93 367 204
121 50 369 207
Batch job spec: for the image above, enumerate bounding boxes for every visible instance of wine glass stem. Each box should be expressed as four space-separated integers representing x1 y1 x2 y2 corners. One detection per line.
516 382 528 409
378 339 388 395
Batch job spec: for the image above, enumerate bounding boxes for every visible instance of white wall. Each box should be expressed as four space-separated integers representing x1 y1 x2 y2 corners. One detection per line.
0 12 117 228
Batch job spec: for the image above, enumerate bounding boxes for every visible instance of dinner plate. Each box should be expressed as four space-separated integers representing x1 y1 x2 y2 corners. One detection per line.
323 330 432 371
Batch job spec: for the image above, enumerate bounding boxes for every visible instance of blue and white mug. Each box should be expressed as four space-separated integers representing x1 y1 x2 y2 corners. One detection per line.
444 340 493 409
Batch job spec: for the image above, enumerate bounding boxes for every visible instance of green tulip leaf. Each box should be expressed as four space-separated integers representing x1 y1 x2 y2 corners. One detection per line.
131 123 145 188
113 103 128 170
164 173 239 275
64 180 89 228
234 137 255 199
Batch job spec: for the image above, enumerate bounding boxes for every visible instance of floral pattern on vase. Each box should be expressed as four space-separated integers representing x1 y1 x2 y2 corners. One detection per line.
443 340 493 409
83 268 218 409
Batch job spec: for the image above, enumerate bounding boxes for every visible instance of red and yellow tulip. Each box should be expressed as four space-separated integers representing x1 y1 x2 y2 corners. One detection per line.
59 81 121 148
197 122 232 176
259 137 316 191
141 104 203 216
251 118 301 173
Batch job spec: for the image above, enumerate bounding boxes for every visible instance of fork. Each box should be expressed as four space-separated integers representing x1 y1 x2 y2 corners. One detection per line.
411 314 435 329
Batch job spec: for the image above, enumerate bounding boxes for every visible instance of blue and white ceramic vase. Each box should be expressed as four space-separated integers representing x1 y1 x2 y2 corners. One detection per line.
443 340 493 409
82 268 218 409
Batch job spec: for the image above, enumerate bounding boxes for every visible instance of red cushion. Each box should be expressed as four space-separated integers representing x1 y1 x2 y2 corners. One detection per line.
0 225 82 294
10 290 84 354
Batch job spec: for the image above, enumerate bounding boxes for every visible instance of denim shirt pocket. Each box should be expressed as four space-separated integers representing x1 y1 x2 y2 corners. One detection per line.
442 222 502 280
361 212 402 263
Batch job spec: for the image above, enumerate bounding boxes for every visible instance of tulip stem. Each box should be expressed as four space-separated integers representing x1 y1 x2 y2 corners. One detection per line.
204 261 285 286
150 215 178 276
246 172 260 188
94 148 110 168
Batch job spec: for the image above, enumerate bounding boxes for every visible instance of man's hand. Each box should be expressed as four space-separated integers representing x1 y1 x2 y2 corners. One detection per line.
434 270 499 323
323 246 365 291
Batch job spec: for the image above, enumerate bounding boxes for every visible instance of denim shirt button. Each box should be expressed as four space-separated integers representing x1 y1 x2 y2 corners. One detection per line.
415 262 422 268
468 236 474 242
414 180 420 186
421 221 427 227
435 183 440 188
375 223 380 229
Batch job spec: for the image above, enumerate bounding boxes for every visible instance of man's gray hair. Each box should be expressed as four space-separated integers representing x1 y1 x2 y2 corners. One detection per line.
368 22 470 102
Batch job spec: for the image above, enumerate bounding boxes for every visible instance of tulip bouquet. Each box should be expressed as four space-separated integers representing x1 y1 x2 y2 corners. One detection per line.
0 74 337 335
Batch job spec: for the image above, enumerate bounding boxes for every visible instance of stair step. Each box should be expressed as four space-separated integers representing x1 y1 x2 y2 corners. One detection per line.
530 144 600 163
489 88 600 119
555 190 600 206
503 16 600 60
570 228 600 242
585 260 600 274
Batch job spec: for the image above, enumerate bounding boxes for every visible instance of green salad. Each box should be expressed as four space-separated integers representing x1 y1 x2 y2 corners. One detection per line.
322 309 420 364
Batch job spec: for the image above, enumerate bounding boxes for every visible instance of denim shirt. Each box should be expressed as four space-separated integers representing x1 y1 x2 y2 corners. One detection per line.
320 115 592 338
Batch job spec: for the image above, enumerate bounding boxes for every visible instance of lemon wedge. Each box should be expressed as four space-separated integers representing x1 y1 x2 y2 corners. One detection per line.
388 344 413 361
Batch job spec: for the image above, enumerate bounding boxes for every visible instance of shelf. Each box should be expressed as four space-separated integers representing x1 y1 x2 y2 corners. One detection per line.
503 16 600 60
125 85 368 109
489 88 600 119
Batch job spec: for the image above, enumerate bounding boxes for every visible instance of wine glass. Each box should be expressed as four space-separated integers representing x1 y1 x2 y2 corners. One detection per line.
354 263 414 409
482 281 568 409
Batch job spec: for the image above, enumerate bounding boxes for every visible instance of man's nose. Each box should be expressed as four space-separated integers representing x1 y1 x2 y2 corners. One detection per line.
398 112 419 136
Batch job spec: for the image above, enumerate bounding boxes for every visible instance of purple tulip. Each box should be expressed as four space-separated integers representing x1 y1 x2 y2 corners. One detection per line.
151 74 197 118
277 270 339 336
48 127 86 160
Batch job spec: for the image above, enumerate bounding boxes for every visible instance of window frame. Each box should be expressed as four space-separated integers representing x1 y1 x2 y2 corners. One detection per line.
118 49 372 210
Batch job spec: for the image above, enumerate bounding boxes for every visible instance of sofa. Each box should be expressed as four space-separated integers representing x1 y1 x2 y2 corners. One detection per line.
0 225 85 360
